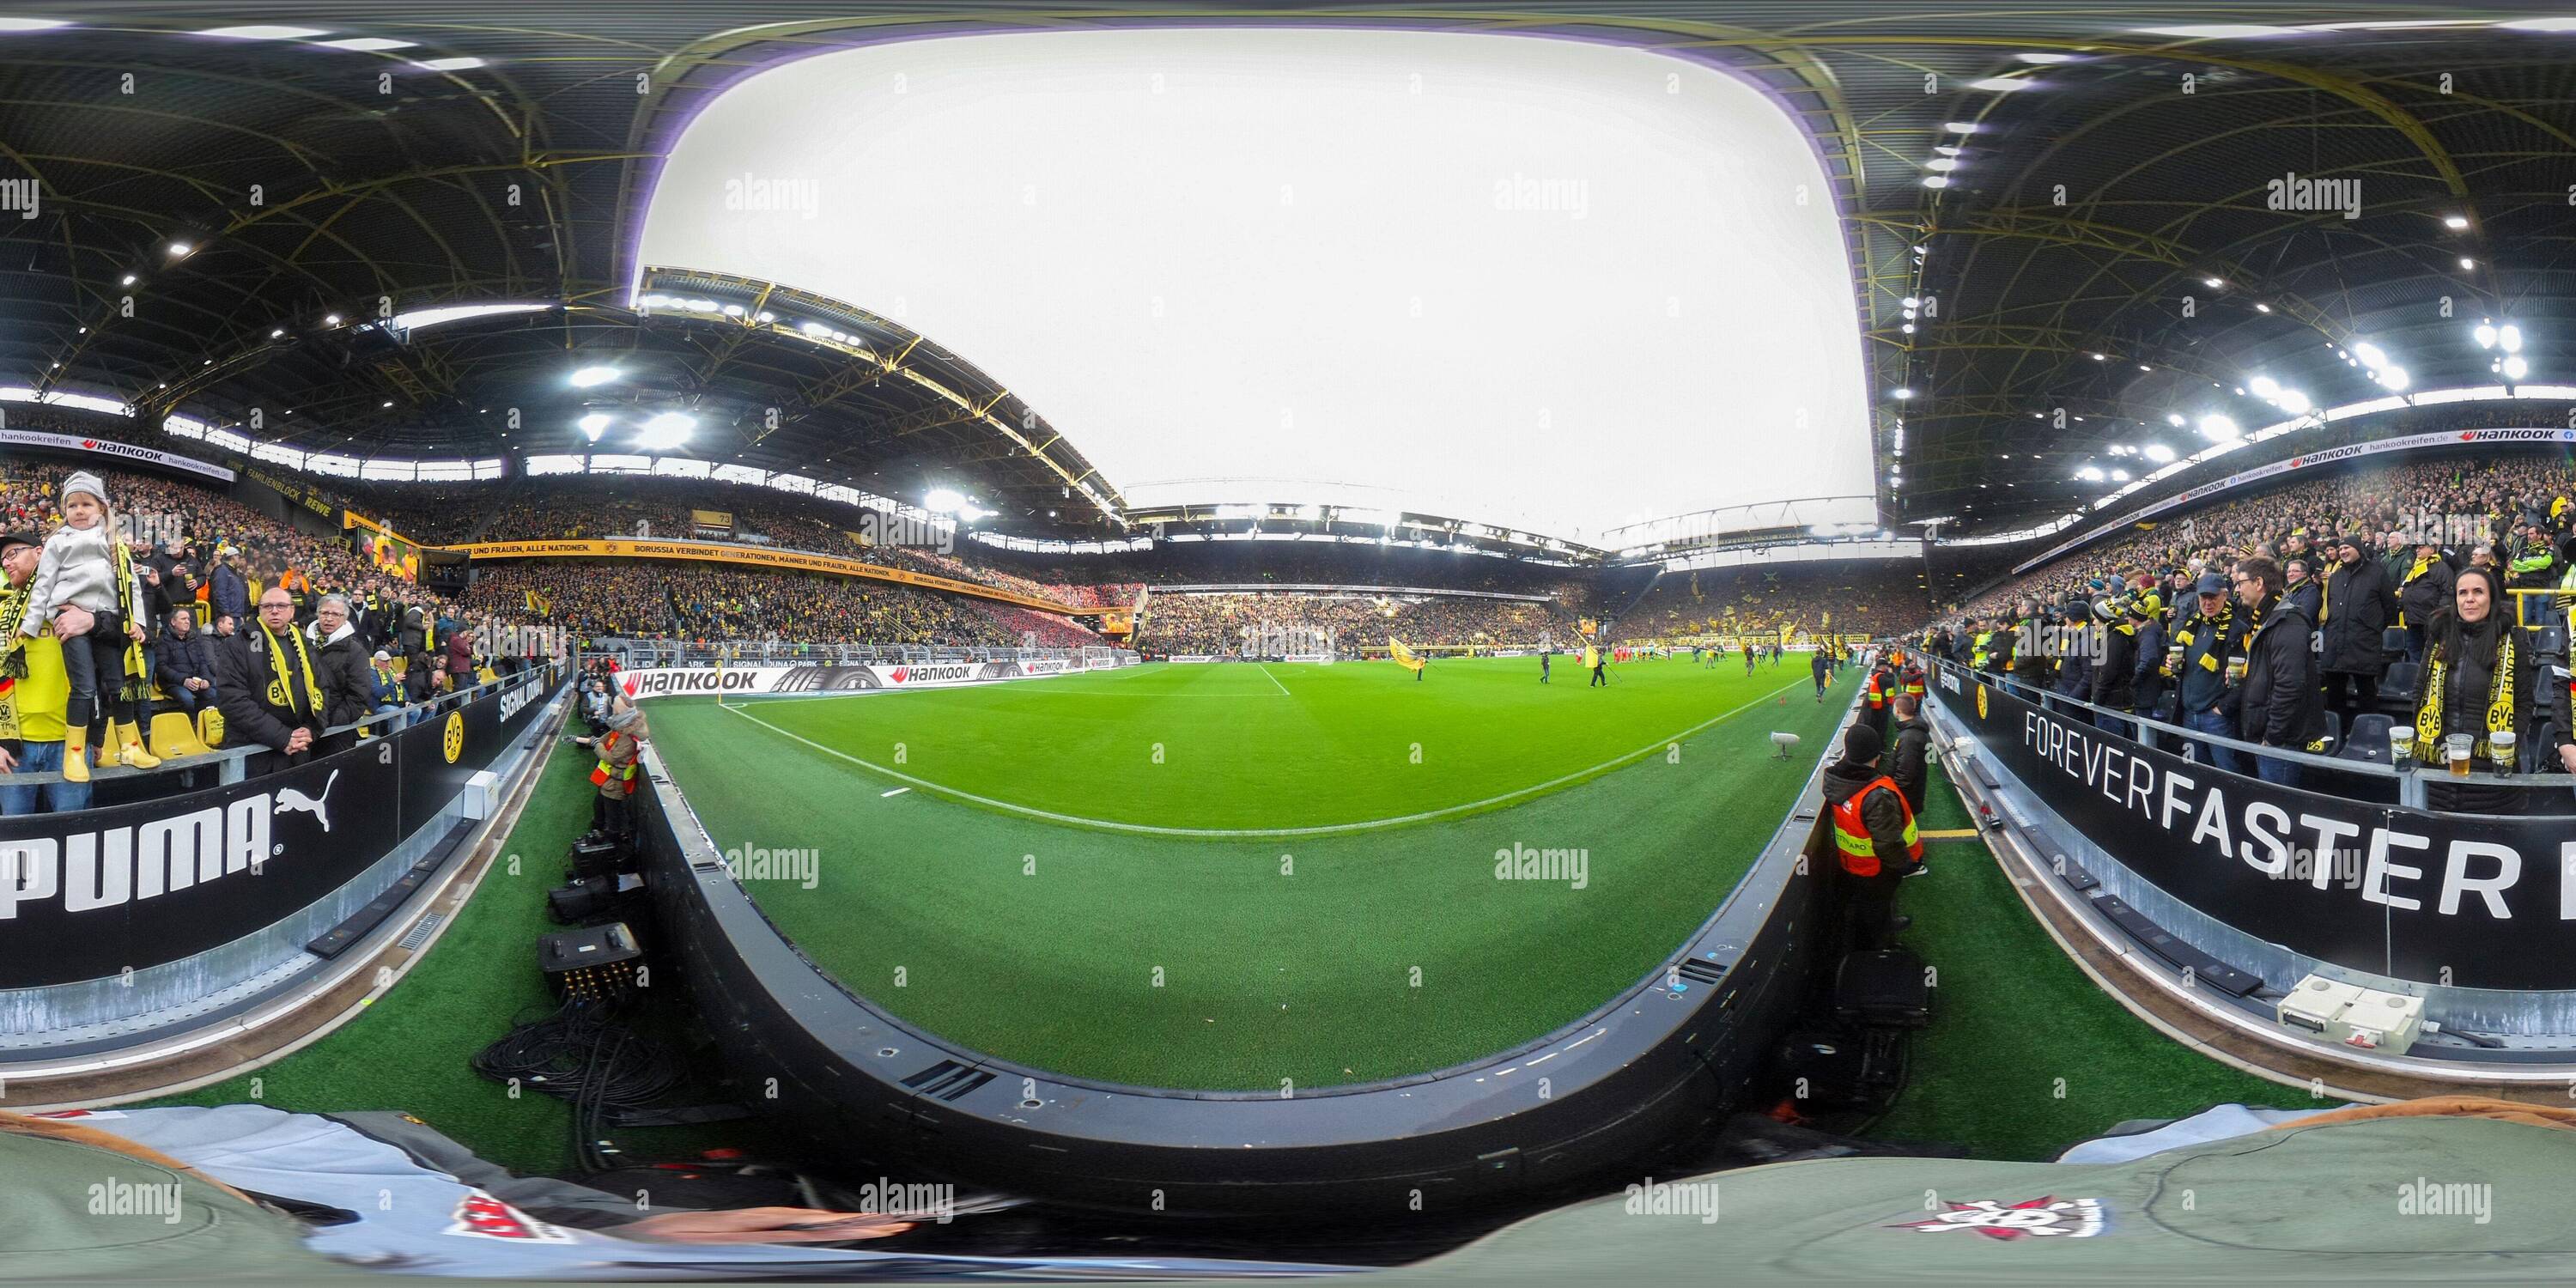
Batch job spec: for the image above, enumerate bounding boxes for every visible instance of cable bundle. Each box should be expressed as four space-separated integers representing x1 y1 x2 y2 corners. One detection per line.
471 1002 687 1172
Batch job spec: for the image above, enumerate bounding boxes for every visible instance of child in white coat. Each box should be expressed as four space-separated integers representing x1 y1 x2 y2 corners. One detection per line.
16 471 162 780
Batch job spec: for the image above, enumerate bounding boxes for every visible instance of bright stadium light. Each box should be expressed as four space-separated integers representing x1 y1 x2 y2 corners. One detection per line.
2500 324 2524 353
2249 375 2280 398
570 366 619 388
2166 413 2186 426
925 487 965 513
2503 355 2530 380
578 412 611 440
635 410 695 450
2142 443 2176 463
2199 414 2240 440
2443 214 2470 229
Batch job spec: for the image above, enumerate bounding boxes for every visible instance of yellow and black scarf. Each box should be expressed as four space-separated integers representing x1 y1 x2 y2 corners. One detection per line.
108 537 149 704
2415 630 2516 766
258 618 326 720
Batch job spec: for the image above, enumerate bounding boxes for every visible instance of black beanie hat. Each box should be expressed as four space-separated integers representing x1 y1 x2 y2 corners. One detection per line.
1842 722 1885 764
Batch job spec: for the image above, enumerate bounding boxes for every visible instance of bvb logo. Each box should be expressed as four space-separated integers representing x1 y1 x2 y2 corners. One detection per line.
442 710 466 763
603 540 623 555
1975 683 1990 720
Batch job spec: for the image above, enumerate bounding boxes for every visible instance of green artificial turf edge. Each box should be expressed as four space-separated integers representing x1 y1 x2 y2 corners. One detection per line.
1863 760 2319 1159
142 740 632 1177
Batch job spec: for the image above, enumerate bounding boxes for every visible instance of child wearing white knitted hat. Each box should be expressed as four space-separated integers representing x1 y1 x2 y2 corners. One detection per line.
15 471 161 780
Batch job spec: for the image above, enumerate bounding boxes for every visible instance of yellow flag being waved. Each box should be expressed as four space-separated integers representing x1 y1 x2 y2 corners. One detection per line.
1388 638 1425 673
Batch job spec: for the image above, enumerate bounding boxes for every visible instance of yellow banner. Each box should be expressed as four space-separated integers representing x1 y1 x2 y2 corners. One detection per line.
1388 637 1425 672
692 509 734 530
453 537 1079 614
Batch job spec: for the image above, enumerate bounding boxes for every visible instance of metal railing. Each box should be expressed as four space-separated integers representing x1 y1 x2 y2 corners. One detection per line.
1933 657 2576 814
0 663 564 793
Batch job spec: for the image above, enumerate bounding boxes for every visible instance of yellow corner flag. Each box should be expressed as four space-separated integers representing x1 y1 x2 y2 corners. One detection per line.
1388 637 1425 673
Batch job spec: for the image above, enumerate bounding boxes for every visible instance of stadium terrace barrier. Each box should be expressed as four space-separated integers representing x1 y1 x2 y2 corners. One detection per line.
631 685 1879 1214
0 665 565 1053
1925 658 2576 1058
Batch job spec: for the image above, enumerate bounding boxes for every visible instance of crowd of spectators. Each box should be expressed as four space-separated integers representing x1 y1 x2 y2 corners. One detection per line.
1920 448 2576 803
1959 452 2576 619
460 559 1103 649
1624 561 1935 641
1139 591 1575 656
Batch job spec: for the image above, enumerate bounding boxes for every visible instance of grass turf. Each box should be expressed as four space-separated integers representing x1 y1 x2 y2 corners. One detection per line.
143 740 619 1177
647 655 1862 1091
1863 760 2317 1160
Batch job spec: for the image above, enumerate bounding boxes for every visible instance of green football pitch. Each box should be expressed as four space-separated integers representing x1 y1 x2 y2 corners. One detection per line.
647 655 1862 1091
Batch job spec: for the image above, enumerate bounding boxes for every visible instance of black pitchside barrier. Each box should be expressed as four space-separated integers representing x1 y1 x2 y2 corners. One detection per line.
0 665 560 990
1939 665 2576 991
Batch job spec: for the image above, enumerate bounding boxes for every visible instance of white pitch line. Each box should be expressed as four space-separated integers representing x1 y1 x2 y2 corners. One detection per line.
720 672 1820 839
1254 664 1292 696
881 787 910 798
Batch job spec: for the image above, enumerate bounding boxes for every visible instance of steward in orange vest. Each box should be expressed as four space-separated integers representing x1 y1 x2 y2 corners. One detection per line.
590 706 646 837
1820 723 1924 951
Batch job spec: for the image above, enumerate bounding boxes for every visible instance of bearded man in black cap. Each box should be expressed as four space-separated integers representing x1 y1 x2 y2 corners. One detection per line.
1820 722 1925 952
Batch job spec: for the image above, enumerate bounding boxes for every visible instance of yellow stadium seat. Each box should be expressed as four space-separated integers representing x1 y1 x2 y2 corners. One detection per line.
150 710 211 759
477 665 499 684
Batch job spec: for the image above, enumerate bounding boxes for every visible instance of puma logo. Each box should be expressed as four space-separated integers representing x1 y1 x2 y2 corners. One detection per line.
275 769 339 832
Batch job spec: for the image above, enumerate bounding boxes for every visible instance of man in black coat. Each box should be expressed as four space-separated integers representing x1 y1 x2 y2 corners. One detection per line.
2088 597 2139 736
151 605 222 717
1886 694 1931 814
2393 538 2452 669
2318 534 2397 729
2233 556 2329 787
216 587 331 778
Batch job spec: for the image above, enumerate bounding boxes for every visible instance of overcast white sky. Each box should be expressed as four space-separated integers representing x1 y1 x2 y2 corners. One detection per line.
637 28 1876 543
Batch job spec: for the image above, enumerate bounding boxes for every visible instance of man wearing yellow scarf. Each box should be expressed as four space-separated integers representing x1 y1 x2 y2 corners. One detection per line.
215 587 330 777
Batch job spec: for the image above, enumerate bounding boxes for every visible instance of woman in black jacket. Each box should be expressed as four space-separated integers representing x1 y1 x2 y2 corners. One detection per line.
312 594 380 730
2410 565 2575 811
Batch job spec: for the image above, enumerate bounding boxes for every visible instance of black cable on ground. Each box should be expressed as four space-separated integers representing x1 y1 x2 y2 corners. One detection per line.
470 1001 687 1173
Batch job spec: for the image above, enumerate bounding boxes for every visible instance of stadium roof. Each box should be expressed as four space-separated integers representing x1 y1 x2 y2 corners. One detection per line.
5 3 2573 544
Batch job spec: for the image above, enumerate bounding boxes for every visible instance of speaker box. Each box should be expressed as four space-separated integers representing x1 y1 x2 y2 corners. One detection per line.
1834 949 1932 1029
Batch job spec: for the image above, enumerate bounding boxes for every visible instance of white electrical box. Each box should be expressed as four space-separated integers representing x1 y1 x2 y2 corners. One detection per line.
2275 974 2425 1053
2276 976 2364 1034
2330 990 2426 1052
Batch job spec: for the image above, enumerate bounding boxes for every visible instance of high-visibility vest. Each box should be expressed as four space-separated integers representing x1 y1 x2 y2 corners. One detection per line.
590 732 638 786
1970 631 1993 668
1831 775 1922 878
1902 667 1926 696
1865 673 1886 709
